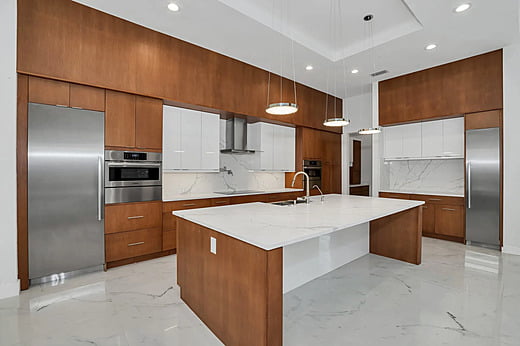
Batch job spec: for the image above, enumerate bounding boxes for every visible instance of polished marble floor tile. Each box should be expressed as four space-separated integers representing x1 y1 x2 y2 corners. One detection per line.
0 238 519 345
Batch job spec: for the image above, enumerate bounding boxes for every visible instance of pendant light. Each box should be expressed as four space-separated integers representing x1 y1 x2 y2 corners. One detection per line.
324 0 350 127
358 14 381 135
266 0 298 115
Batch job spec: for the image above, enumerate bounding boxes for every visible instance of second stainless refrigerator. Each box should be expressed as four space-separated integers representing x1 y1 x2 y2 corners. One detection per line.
465 127 501 248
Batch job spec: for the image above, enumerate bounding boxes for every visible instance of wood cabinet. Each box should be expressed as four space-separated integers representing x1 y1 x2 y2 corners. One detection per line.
350 185 369 196
104 201 163 263
28 76 105 111
380 192 465 242
379 50 503 126
105 90 163 150
163 105 220 171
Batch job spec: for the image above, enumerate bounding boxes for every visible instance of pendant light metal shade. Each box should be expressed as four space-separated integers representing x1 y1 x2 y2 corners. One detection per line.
358 127 381 135
324 118 350 127
266 102 298 115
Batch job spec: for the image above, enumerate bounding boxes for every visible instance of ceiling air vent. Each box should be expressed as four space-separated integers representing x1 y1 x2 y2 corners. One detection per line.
371 70 388 77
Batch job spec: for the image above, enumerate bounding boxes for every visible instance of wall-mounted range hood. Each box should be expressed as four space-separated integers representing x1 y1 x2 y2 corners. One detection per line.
221 116 255 154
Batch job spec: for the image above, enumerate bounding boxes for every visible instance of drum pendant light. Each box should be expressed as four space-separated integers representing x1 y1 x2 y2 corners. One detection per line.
323 0 350 127
266 0 298 115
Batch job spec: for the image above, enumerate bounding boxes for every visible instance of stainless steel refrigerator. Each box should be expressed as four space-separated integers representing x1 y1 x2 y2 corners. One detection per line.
28 103 105 284
465 127 501 248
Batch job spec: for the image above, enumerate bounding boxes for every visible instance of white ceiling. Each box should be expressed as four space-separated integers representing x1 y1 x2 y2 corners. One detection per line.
73 0 519 98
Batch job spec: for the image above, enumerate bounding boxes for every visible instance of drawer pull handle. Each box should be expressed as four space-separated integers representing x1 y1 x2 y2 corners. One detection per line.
442 208 456 211
423 206 428 209
215 201 228 204
127 215 144 220
429 198 442 201
183 203 197 207
128 241 145 247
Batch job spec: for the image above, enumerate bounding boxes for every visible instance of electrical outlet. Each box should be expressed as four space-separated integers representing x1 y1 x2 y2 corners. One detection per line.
210 237 217 254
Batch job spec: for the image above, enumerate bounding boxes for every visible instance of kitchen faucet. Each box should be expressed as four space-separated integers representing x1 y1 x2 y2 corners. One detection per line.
291 171 310 203
312 185 324 202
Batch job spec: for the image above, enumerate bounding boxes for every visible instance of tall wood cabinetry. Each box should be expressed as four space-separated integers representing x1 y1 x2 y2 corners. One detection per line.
292 127 341 194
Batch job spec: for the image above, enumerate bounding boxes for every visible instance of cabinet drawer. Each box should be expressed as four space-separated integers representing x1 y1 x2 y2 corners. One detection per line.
211 198 231 206
105 228 162 262
435 205 465 238
379 192 410 199
163 228 176 251
231 194 269 204
409 194 464 206
163 212 177 231
105 201 162 234
163 199 212 212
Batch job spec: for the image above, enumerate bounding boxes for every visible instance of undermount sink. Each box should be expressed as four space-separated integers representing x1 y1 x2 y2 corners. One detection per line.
271 199 308 206
214 190 263 195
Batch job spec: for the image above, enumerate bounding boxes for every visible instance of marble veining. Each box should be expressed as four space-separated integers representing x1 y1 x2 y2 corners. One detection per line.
174 194 423 250
381 158 464 196
2 238 519 345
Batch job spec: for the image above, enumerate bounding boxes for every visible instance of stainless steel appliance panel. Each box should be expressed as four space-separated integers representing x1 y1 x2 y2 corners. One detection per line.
28 103 105 280
303 160 322 187
465 128 501 247
105 186 162 204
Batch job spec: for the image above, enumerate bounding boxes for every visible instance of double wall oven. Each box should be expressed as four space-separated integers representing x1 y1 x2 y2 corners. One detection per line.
105 150 162 204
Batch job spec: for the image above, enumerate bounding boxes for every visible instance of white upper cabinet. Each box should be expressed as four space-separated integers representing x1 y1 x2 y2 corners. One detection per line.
442 118 464 157
249 122 295 171
384 117 464 160
163 105 220 171
421 118 464 158
383 123 421 159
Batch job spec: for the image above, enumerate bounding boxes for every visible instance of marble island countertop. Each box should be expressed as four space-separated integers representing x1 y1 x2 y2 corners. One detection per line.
379 189 464 198
174 194 424 250
163 188 303 202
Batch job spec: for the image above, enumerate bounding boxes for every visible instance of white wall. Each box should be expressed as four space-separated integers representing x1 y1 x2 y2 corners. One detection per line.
503 43 520 255
0 0 20 299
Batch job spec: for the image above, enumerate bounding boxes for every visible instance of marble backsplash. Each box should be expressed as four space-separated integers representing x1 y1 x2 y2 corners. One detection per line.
162 152 286 199
380 159 464 195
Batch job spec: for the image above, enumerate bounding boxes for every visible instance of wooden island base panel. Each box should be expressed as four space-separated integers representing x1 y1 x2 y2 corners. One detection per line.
176 203 423 346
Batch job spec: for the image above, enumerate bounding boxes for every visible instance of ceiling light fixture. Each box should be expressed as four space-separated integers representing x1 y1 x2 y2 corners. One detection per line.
265 0 298 116
351 69 359 74
323 0 350 127
167 2 180 12
305 65 314 71
358 127 382 135
455 3 471 13
425 43 437 50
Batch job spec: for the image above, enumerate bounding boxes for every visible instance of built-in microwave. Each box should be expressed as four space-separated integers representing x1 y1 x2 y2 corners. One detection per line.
104 150 162 204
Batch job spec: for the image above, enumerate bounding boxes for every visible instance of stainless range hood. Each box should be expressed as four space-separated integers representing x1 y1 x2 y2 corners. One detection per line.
221 116 255 154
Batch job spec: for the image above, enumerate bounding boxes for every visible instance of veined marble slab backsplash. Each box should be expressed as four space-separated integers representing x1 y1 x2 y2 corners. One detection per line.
380 159 464 195
162 152 286 199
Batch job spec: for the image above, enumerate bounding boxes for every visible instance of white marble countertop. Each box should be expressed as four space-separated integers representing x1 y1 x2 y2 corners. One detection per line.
174 194 424 250
163 188 303 202
379 190 464 198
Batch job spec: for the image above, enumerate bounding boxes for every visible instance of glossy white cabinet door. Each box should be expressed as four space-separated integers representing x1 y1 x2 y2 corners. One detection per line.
162 105 182 170
260 123 275 170
401 123 422 158
273 125 296 172
442 117 464 157
421 120 443 157
200 111 220 170
180 108 202 170
383 126 403 158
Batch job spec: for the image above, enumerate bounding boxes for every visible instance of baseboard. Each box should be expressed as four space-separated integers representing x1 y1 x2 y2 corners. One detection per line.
0 279 20 300
502 245 520 256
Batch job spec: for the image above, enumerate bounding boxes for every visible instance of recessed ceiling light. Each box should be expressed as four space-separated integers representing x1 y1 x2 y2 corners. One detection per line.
454 3 471 13
168 2 180 12
305 65 313 71
351 69 359 74
425 44 437 50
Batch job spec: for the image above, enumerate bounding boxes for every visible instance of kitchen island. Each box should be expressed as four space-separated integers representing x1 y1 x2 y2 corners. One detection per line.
174 194 424 346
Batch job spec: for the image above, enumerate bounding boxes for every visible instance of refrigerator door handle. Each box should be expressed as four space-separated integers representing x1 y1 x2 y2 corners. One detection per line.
98 156 104 221
466 161 471 209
